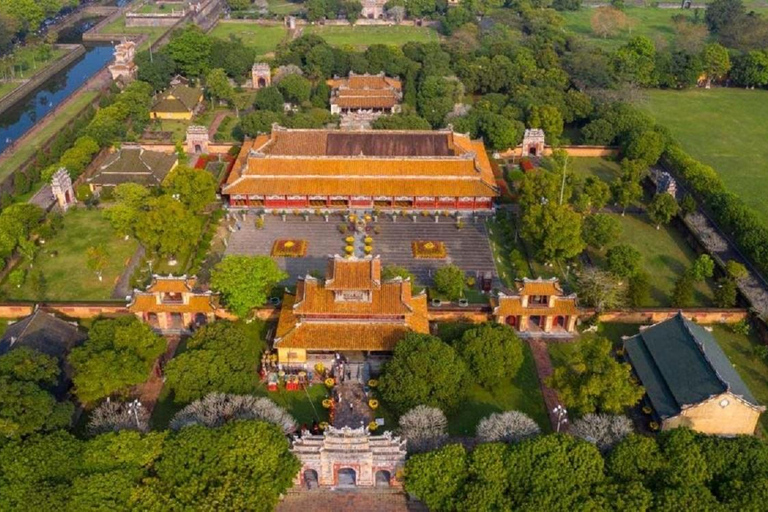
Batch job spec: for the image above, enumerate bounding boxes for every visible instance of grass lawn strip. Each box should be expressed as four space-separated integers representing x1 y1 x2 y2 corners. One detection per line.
1 208 138 301
209 23 288 57
560 7 682 51
304 25 439 48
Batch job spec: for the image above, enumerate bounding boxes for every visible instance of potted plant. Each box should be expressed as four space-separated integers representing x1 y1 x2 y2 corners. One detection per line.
325 377 335 388
322 399 333 409
368 421 378 431
368 399 379 410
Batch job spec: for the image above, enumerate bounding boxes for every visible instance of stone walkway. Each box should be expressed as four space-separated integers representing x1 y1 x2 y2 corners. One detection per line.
277 489 426 512
333 382 374 429
135 335 182 412
527 338 572 433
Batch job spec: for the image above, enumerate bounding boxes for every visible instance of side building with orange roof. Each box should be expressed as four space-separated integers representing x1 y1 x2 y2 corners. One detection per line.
127 275 218 333
326 72 402 116
273 255 429 373
492 277 579 334
222 126 498 212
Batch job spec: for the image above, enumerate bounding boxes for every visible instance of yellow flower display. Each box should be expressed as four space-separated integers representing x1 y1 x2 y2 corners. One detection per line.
368 421 378 431
322 399 333 409
325 377 335 388
368 399 379 410
368 379 378 388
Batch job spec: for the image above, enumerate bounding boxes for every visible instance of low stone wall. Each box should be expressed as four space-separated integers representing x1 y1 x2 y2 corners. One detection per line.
137 142 235 154
596 308 748 324
126 13 185 27
0 45 86 117
498 145 621 159
83 6 126 40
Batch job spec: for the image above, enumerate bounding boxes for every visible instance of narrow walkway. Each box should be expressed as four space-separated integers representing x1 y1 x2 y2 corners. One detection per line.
278 488 425 512
111 245 146 299
333 382 374 429
136 334 182 412
527 338 570 433
207 110 231 138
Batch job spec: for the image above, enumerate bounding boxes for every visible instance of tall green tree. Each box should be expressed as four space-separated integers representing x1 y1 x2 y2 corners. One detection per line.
433 264 465 301
164 321 264 402
380 333 468 414
68 317 165 404
205 67 234 107
134 196 201 260
521 203 585 263
458 323 524 390
647 193 679 229
606 244 642 278
547 336 644 415
210 256 287 317
583 214 621 251
166 26 212 77
162 166 217 213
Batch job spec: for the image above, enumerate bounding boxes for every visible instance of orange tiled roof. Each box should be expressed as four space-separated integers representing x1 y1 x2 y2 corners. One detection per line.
325 256 381 291
335 95 398 109
493 296 579 317
223 128 499 199
277 322 411 351
516 278 564 296
293 280 413 317
127 294 216 313
146 276 197 293
327 74 402 91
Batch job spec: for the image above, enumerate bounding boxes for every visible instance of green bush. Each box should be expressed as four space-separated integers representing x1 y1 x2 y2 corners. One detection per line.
75 184 93 202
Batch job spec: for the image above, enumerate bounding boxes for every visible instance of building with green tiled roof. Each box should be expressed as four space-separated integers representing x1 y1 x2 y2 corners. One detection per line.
87 144 178 192
623 312 764 436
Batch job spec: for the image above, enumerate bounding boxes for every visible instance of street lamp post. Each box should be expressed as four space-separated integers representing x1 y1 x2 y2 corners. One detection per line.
553 404 568 433
128 399 142 429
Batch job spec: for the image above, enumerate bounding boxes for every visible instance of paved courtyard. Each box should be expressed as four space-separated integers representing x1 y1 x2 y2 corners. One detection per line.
224 213 498 286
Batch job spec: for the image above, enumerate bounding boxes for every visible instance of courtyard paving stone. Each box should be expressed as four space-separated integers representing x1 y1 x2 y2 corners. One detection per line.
224 214 499 287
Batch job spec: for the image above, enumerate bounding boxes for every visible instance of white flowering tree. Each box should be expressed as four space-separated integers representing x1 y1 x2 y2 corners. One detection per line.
398 405 448 453
570 413 633 452
169 393 297 434
476 411 541 443
87 399 150 435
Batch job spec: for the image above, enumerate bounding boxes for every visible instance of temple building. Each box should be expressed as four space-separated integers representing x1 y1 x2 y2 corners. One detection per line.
108 40 137 82
87 144 178 193
360 0 387 19
292 426 406 489
623 313 764 436
223 127 498 212
151 83 203 120
492 278 578 334
128 275 217 333
327 73 402 116
273 255 429 372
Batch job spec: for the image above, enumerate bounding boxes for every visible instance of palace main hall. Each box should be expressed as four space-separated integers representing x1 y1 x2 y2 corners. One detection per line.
222 127 498 212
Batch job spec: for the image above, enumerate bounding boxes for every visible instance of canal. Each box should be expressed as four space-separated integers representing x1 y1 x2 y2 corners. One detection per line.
0 16 114 155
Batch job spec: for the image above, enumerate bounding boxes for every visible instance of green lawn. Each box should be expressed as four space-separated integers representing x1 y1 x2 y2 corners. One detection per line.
98 16 168 49
447 341 550 435
561 7 687 51
710 323 768 433
641 88 768 225
568 157 622 184
268 0 303 15
209 22 288 57
1 208 138 301
0 90 99 182
588 212 715 307
305 25 439 48
144 118 189 143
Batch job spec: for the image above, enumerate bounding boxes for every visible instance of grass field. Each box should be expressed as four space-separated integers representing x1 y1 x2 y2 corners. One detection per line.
1 208 138 301
209 22 288 57
710 323 768 432
641 88 768 225
568 157 622 183
98 16 168 49
305 25 439 48
588 212 715 307
268 0 303 15
561 7 686 51
0 90 99 182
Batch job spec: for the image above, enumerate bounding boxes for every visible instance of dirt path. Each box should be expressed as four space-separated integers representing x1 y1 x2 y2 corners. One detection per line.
111 245 145 299
333 382 374 429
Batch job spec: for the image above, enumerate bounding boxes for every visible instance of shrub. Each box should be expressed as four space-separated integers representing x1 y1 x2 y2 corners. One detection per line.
398 405 448 453
476 411 541 443
570 414 633 452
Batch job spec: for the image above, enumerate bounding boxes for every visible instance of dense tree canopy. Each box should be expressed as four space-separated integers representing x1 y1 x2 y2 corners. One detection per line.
164 321 264 403
210 255 287 317
68 317 165 404
458 323 524 390
380 332 468 414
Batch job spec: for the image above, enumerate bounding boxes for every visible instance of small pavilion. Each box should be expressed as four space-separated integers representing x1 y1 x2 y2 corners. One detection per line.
492 278 578 334
127 275 217 333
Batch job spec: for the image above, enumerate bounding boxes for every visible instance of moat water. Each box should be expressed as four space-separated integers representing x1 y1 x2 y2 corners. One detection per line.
0 15 113 155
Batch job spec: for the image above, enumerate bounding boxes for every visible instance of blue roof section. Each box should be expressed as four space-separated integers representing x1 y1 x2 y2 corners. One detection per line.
623 313 761 419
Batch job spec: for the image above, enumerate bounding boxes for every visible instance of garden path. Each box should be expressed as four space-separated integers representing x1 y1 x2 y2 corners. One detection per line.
527 338 571 433
135 334 182 413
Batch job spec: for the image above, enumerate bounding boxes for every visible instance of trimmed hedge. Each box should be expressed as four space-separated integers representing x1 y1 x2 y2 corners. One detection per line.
664 143 768 276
